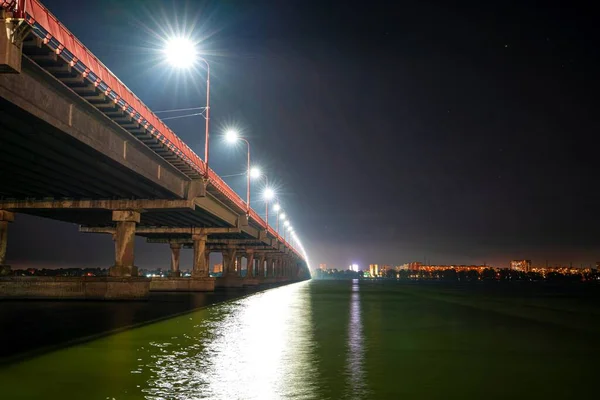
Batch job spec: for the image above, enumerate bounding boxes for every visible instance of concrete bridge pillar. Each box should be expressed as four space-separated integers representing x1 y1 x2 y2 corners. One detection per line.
236 255 243 277
245 249 255 279
192 234 208 278
169 242 182 277
205 249 211 276
109 210 140 277
257 253 266 278
223 247 237 277
0 210 14 275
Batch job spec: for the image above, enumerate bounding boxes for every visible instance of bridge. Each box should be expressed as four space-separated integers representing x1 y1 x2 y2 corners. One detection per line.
0 0 310 299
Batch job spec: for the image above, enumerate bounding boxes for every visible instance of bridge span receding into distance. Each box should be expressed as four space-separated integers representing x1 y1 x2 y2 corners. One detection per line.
0 0 310 299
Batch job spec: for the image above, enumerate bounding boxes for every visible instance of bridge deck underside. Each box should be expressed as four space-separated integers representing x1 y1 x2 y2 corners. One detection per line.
0 97 239 228
0 97 177 200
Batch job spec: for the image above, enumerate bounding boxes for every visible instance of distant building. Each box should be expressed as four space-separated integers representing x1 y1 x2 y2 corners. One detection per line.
380 265 392 276
369 264 379 277
408 262 422 271
319 263 327 271
510 260 532 272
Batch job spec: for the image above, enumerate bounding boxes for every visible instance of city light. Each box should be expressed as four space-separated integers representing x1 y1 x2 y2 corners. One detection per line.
225 129 239 143
263 187 275 201
163 36 197 68
250 166 261 179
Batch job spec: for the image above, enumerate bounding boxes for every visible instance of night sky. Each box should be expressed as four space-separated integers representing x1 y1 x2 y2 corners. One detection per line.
7 0 599 269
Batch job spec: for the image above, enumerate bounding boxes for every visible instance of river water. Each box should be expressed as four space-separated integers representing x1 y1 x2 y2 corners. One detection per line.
1 280 599 399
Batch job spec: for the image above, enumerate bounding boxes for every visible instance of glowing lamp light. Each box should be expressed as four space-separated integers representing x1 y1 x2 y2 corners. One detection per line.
284 221 290 227
273 203 281 212
163 37 197 68
263 187 275 201
225 130 239 143
280 213 286 220
250 166 261 179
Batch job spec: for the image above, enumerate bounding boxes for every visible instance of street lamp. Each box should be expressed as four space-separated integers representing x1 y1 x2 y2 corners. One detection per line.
284 221 291 241
163 37 211 176
263 187 275 228
273 203 281 233
278 212 286 235
250 166 261 179
225 130 252 213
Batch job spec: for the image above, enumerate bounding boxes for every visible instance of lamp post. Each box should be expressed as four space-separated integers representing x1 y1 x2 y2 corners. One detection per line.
273 204 282 233
263 187 275 228
163 37 211 176
201 58 210 175
225 130 253 213
278 212 286 235
284 221 291 242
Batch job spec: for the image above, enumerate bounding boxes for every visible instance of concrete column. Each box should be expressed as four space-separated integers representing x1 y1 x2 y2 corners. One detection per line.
236 256 243 277
110 210 140 277
205 249 211 276
223 247 236 277
0 211 14 275
257 253 266 278
192 234 208 278
169 243 181 277
245 250 255 279
275 257 282 277
266 256 274 277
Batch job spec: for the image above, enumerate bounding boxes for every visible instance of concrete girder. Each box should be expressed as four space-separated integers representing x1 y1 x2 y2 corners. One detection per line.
194 197 238 227
204 245 281 253
0 199 195 211
81 226 241 235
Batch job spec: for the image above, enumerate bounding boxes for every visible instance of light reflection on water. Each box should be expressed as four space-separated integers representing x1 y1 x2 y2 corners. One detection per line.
141 282 319 400
0 281 372 399
345 279 368 399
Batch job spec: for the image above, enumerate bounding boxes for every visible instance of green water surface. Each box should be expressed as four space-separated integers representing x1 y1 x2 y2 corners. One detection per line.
1 280 599 399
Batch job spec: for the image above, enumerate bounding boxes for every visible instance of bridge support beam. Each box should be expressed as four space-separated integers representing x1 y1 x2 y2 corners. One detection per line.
0 210 14 276
169 242 182 277
109 211 140 277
